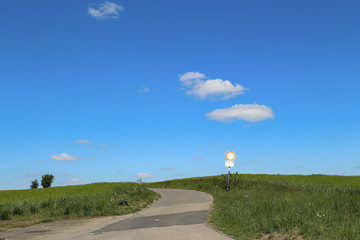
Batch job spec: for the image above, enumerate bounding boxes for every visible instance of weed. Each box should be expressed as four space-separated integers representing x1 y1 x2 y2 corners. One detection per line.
12 206 23 215
0 210 10 221
118 200 129 206
63 207 70 215
30 205 38 214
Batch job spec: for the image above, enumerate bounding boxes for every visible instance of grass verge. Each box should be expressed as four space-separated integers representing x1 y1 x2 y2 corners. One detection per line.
0 182 158 231
147 174 360 240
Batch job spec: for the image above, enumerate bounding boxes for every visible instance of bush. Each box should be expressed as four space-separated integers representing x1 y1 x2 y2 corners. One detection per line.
0 210 11 220
12 206 23 215
221 172 241 191
41 174 54 188
30 205 38 214
30 179 39 189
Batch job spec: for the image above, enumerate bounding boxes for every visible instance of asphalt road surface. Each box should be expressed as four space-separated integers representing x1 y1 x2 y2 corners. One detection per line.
0 188 232 240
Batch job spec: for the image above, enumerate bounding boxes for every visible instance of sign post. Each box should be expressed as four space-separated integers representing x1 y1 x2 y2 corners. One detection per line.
225 151 236 191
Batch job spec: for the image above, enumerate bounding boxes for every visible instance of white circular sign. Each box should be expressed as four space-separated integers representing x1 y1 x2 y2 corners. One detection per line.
226 151 236 161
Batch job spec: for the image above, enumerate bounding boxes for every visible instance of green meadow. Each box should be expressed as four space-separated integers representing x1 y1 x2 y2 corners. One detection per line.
2 175 360 239
0 182 157 231
148 174 360 240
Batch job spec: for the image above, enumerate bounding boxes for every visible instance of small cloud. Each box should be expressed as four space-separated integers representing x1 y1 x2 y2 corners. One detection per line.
88 157 95 160
179 71 206 86
98 144 108 148
116 169 122 172
88 1 124 20
136 173 154 179
176 173 185 177
137 86 150 93
299 165 305 168
355 165 360 169
26 173 40 177
205 103 274 122
51 153 79 161
193 157 202 161
179 72 247 100
88 145 95 148
67 178 83 184
112 142 117 145
160 168 176 171
63 173 70 176
335 173 344 176
76 140 94 144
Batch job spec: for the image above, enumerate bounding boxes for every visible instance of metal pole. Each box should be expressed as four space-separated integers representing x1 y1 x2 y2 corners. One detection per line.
227 166 230 191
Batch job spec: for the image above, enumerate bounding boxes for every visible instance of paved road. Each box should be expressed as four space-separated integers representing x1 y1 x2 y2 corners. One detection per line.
0 189 231 240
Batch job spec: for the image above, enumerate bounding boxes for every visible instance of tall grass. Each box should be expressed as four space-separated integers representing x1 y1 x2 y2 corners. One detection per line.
0 182 157 231
148 174 360 240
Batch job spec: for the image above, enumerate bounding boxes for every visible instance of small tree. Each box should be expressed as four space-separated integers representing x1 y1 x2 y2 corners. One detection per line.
41 174 54 188
30 179 39 189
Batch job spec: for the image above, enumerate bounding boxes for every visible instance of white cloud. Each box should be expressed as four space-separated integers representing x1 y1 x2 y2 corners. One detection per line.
179 72 247 100
179 71 206 86
88 1 124 20
98 144 108 148
67 178 83 184
136 173 154 179
137 86 150 93
76 140 94 143
205 103 274 122
160 168 176 171
51 153 79 161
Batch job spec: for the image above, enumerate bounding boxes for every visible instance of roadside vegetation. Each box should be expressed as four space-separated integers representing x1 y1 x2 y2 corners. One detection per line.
148 174 360 240
0 182 157 231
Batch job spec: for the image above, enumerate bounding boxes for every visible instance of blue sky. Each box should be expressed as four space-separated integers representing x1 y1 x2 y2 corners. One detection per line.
1 0 359 190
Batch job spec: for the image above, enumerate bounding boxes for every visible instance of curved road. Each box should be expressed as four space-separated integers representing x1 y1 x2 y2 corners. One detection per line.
0 189 231 240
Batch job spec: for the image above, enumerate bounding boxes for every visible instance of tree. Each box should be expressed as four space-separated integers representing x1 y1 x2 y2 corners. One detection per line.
30 179 39 189
41 174 54 188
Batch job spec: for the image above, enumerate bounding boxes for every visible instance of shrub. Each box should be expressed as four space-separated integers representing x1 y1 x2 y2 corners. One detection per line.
41 174 54 188
0 210 11 220
30 179 39 189
63 207 70 215
30 205 38 214
12 206 23 215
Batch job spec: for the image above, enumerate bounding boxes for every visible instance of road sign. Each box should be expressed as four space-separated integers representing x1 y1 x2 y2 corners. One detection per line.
225 151 235 167
225 160 234 167
225 151 236 192
225 151 236 161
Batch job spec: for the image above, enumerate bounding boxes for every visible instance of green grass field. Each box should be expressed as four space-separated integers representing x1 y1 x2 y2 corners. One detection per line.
0 182 157 231
147 174 360 240
2 174 360 239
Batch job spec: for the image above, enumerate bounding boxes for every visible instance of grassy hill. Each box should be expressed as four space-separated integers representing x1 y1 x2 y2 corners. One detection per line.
147 174 360 240
0 182 157 231
2 174 360 239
